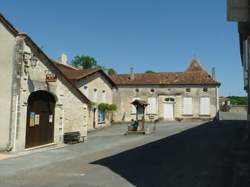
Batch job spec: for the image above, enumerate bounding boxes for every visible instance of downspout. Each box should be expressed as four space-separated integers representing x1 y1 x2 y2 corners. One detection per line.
12 95 19 152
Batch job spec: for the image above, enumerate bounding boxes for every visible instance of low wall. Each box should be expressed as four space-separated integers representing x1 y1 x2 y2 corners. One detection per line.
229 105 248 113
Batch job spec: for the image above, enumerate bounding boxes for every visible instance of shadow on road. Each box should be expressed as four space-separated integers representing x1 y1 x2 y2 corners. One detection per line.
91 120 249 187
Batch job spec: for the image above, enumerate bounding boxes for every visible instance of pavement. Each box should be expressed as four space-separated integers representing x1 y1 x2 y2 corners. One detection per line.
0 112 249 187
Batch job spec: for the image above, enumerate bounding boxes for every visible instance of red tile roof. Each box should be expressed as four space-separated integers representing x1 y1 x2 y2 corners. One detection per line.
54 62 117 87
111 59 220 86
0 13 91 104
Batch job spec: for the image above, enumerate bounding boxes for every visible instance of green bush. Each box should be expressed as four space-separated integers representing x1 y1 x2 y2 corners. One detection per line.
227 96 247 105
98 103 117 111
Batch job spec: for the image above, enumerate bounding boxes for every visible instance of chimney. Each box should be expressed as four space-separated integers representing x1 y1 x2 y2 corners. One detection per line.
212 67 216 80
59 53 68 65
130 67 135 80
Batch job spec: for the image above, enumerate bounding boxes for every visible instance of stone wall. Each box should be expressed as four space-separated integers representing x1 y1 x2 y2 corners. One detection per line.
0 21 16 150
76 72 114 130
229 105 247 113
113 85 219 122
11 39 89 152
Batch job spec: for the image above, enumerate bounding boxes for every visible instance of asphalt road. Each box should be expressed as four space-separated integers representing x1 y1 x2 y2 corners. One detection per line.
0 112 248 187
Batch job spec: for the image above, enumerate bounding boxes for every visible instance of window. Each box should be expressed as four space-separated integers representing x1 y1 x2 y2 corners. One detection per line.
203 87 208 92
183 97 193 115
83 86 88 97
165 97 175 102
165 98 170 102
200 97 210 115
98 110 105 124
101 90 106 103
147 97 157 114
186 88 191 92
150 89 155 93
93 88 98 102
135 88 139 93
132 97 140 113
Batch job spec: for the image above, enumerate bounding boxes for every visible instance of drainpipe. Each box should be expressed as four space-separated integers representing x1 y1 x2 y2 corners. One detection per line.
12 95 19 152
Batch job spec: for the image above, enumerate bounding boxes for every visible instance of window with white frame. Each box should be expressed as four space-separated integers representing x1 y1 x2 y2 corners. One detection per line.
200 97 210 115
131 97 140 113
93 88 98 102
147 97 157 114
101 90 106 103
183 97 193 115
83 85 88 97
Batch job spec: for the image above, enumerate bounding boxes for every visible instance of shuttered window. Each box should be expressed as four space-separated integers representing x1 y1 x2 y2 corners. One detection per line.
147 97 157 114
132 97 140 113
183 97 193 115
200 97 210 115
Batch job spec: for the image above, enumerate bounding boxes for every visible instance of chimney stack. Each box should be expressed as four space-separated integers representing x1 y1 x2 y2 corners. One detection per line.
212 67 216 80
130 67 135 80
59 53 68 65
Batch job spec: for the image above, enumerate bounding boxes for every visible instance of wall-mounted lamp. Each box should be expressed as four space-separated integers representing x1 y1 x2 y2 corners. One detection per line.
30 55 38 68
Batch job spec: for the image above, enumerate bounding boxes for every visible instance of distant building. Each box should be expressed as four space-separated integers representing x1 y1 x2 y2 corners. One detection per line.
111 59 220 122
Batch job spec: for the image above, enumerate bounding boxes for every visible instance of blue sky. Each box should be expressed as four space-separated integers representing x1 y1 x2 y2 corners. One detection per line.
0 0 245 96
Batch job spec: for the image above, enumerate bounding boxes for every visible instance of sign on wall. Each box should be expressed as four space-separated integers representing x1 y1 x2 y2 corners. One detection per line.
46 73 57 82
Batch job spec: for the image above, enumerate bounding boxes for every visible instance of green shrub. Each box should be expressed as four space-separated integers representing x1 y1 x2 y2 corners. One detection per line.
98 103 117 111
227 96 247 105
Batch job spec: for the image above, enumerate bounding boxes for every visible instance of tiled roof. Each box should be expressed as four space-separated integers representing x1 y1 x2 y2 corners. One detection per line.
54 62 101 80
54 62 117 87
111 59 220 86
0 13 91 104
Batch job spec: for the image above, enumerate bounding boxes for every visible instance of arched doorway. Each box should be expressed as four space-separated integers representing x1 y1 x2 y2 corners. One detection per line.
25 91 56 148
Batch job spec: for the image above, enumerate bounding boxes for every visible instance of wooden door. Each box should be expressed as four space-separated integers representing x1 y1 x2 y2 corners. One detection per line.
25 91 55 148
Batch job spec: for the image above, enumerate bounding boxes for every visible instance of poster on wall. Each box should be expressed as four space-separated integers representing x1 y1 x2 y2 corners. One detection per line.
49 115 53 123
29 112 35 127
35 114 40 125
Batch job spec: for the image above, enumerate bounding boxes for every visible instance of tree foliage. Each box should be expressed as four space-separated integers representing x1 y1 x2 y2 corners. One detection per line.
71 55 97 69
107 68 117 76
145 70 156 74
227 96 247 105
71 55 117 76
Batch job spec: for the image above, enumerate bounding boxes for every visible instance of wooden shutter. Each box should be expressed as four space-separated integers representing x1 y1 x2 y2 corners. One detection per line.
183 97 193 115
147 97 157 114
200 97 210 115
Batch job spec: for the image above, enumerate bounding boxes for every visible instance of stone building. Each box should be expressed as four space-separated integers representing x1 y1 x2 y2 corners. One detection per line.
227 0 250 120
55 62 117 130
111 59 220 122
0 14 90 152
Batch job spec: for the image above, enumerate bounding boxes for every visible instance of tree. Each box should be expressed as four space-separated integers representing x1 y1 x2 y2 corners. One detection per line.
145 70 156 74
107 68 117 76
71 55 97 69
227 96 247 105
